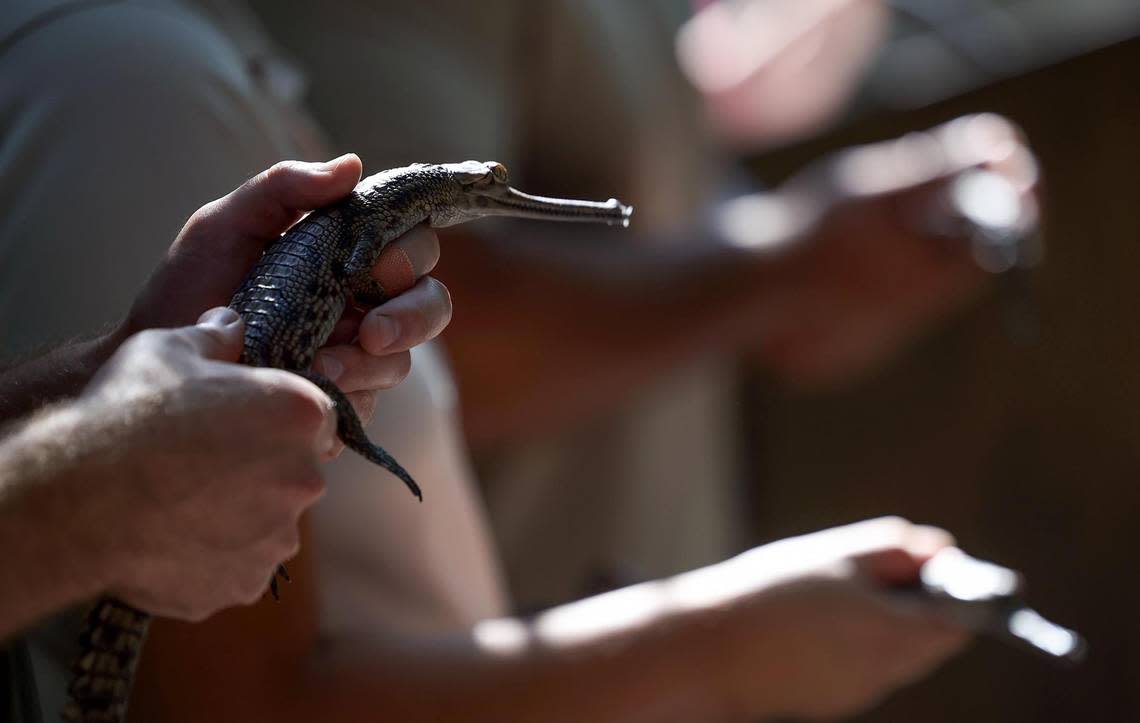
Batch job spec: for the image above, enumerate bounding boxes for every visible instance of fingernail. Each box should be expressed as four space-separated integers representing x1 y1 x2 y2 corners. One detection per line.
323 153 356 171
197 307 240 327
315 352 344 382
369 315 401 351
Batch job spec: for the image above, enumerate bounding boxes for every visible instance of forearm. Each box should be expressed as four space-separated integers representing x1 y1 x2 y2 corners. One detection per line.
0 329 124 421
136 548 739 723
438 215 803 449
196 583 730 723
0 404 117 639
309 589 726 723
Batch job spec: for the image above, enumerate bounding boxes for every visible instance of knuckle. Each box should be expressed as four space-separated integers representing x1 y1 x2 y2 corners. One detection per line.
287 469 326 505
280 530 302 560
268 378 332 436
263 160 301 186
113 335 148 363
236 171 268 201
183 202 220 234
236 565 272 605
239 581 266 606
168 328 214 360
131 328 168 350
188 324 229 353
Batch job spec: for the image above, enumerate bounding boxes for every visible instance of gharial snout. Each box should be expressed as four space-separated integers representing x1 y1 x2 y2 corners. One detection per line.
470 184 633 227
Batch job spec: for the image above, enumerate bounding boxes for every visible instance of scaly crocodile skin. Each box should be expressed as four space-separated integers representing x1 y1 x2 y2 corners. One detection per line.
64 161 631 723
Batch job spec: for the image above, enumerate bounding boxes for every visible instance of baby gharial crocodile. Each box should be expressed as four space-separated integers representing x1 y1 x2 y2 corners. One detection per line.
63 160 632 723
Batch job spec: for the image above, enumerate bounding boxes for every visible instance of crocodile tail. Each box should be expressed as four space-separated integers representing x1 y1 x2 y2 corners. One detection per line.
63 597 151 723
300 371 422 501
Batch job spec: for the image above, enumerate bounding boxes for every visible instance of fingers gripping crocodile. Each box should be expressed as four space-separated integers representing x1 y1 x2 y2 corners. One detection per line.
63 161 632 723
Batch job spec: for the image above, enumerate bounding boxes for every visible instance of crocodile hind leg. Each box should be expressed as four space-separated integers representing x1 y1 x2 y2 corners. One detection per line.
300 371 422 501
63 597 150 723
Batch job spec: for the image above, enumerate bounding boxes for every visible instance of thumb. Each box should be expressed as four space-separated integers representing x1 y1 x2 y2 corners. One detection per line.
180 307 245 362
204 154 363 247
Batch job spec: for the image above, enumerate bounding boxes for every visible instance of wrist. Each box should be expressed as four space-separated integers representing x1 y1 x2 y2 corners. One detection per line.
74 324 130 394
0 404 125 631
53 395 147 592
488 582 737 722
0 326 126 422
27 403 124 585
656 601 749 721
661 557 797 721
91 322 130 367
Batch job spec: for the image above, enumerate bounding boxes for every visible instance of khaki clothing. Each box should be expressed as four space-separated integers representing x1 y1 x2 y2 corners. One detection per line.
0 0 316 354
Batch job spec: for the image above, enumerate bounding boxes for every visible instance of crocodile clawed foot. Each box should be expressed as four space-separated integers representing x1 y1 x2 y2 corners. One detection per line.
268 563 291 602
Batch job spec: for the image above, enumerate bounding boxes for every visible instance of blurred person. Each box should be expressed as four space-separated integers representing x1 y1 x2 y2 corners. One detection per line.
0 157 451 717
249 0 1037 607
120 2 1036 723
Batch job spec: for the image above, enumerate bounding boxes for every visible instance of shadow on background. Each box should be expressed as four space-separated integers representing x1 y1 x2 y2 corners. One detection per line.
744 30 1140 723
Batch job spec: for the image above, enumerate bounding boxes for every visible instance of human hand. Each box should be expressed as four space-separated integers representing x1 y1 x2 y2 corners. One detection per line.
121 155 451 422
678 0 889 148
670 517 968 720
721 114 1039 388
74 309 337 620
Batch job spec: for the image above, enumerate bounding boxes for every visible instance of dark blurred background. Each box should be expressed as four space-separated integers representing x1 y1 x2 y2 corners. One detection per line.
743 1 1140 720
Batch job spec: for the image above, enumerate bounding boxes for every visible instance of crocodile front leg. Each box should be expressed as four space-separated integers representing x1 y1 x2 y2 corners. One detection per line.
343 269 390 308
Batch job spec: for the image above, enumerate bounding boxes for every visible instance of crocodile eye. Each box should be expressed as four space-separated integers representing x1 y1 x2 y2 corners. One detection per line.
489 163 508 182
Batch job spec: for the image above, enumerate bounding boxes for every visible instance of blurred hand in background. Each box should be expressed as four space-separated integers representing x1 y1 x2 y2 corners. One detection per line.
678 0 891 149
706 517 969 720
516 516 968 722
717 113 1039 388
